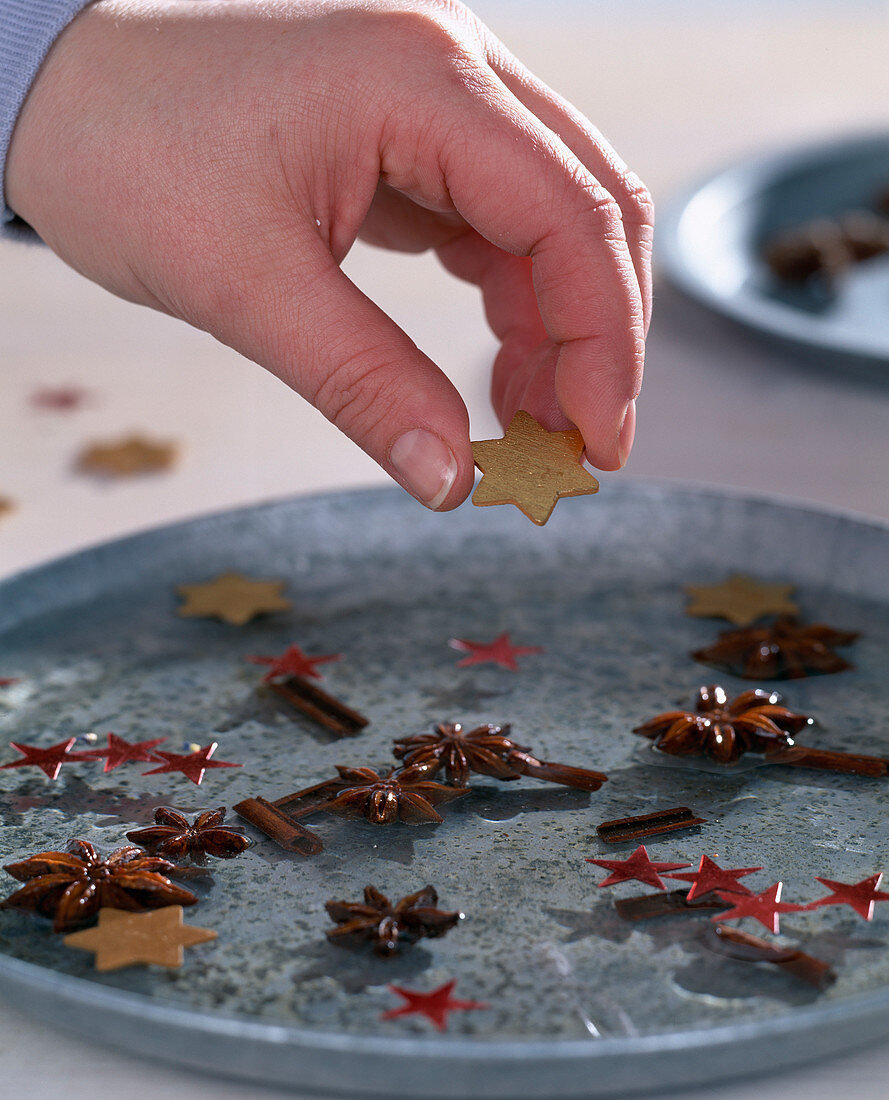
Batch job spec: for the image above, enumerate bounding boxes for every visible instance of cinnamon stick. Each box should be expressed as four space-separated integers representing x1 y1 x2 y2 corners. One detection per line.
597 806 706 844
615 888 729 922
707 923 836 990
268 675 369 737
768 746 888 778
506 750 607 791
233 795 324 856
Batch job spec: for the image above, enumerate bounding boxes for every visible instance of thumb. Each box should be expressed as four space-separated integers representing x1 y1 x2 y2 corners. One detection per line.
202 231 474 511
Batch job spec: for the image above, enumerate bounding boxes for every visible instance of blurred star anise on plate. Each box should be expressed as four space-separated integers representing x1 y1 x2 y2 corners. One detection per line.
0 839 197 932
692 616 858 680
325 884 461 956
127 807 250 863
633 685 812 765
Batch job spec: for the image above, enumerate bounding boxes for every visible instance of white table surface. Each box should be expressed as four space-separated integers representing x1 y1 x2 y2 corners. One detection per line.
2 3 889 1097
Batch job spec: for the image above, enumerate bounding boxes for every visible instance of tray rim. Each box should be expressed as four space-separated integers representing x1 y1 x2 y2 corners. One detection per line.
3 939 889 1097
1 474 887 599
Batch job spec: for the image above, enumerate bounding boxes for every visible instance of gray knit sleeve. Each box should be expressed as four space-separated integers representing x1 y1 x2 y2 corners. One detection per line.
0 0 94 239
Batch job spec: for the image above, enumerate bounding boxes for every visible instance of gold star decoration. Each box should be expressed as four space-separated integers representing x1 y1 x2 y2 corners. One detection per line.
0 497 15 521
685 575 799 627
470 410 599 526
77 434 177 477
63 906 216 971
177 571 292 625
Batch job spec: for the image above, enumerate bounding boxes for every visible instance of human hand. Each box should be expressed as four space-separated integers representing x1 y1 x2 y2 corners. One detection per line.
6 0 651 510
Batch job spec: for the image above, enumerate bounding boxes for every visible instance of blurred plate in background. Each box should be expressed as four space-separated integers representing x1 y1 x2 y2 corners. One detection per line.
658 132 889 375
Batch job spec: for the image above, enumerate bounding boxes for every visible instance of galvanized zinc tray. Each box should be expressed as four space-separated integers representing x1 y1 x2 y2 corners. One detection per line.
0 482 888 1097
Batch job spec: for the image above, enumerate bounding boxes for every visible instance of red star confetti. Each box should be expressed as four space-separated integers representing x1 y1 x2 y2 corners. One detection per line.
449 632 543 671
141 743 241 786
666 855 762 901
30 385 90 411
806 874 889 922
0 737 97 780
245 644 341 683
380 980 489 1031
81 733 168 772
714 882 802 934
587 845 691 890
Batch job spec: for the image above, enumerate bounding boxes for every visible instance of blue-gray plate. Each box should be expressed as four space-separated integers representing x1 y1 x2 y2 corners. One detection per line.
1 483 888 1097
657 132 889 373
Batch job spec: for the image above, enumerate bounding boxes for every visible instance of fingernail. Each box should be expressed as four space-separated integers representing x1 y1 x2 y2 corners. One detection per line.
617 399 636 468
390 429 458 510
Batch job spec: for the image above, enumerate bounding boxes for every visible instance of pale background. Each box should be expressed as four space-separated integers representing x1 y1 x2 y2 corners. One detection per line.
1 1 889 1097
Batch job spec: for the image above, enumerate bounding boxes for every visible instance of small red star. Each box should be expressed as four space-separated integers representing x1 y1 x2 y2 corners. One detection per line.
30 385 90 410
380 980 489 1031
0 737 96 780
0 678 20 687
714 882 802 934
245 644 341 683
665 855 763 901
449 632 543 671
587 845 691 890
141 742 241 785
806 874 889 921
81 732 168 772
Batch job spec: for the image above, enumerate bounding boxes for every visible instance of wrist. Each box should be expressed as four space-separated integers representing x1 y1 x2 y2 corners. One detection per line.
2 0 99 231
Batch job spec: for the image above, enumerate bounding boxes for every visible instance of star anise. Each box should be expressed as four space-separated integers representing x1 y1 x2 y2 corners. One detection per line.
321 765 469 825
692 616 858 680
126 807 250 863
325 884 461 956
633 685 812 765
394 723 524 784
393 722 607 790
0 839 197 932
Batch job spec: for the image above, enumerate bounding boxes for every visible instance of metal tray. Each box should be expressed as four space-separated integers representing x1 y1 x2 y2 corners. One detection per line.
0 482 888 1097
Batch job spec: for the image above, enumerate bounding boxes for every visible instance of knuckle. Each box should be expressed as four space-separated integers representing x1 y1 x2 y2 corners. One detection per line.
386 7 466 56
621 175 655 229
559 162 624 228
579 185 625 233
311 346 396 438
385 7 490 93
423 0 474 21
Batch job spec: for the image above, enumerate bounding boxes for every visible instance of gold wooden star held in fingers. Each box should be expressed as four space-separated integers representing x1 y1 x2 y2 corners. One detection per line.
77 434 177 477
470 411 599 526
685 574 799 627
177 572 292 625
63 907 217 971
